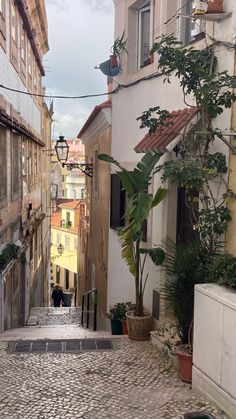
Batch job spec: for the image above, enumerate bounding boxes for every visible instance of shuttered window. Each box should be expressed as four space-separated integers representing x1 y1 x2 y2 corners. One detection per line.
110 174 126 229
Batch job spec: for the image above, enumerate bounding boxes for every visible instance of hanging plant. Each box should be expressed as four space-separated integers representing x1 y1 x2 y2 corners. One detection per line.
0 243 20 272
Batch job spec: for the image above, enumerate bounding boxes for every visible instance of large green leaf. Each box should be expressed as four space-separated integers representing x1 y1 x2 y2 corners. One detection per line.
132 193 152 225
117 171 136 197
147 248 165 265
151 187 168 208
98 154 122 169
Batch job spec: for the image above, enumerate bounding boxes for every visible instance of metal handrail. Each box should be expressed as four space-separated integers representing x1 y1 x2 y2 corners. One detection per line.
81 288 97 331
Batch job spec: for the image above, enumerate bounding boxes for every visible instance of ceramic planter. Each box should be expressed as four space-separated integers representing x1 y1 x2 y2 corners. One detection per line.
207 0 224 14
121 319 128 335
110 319 123 335
110 54 118 69
175 346 193 383
126 310 153 341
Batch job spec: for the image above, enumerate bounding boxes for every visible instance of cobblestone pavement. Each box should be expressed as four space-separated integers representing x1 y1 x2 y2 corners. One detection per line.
0 325 227 419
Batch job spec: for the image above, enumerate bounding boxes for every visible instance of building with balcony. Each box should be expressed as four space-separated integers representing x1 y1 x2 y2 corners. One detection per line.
0 0 51 332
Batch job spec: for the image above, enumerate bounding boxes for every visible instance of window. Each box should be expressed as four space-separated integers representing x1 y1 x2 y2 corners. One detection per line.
10 0 18 68
0 0 5 16
128 1 154 72
74 238 78 251
21 24 26 62
20 23 27 83
184 1 205 45
34 145 38 175
110 174 126 229
28 42 32 89
11 133 20 200
74 273 77 288
65 269 69 290
56 265 60 284
10 1 17 43
0 126 7 206
65 235 70 251
28 143 32 177
0 0 6 50
66 211 70 223
138 2 151 68
56 233 61 245
22 140 27 176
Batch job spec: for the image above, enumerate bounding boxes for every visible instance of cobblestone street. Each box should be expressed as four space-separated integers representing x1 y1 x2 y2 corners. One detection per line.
0 308 227 419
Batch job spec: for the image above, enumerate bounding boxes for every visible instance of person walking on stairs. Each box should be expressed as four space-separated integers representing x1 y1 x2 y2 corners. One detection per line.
51 285 64 307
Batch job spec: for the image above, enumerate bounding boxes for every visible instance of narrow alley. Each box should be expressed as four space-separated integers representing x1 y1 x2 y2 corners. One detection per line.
0 308 227 419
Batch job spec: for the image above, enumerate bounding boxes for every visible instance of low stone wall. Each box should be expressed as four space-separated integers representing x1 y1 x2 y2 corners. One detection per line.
193 283 236 418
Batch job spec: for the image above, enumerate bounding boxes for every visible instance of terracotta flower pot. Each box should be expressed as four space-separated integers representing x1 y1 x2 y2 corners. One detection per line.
126 310 153 341
207 0 224 14
110 54 118 69
121 319 128 335
175 345 193 383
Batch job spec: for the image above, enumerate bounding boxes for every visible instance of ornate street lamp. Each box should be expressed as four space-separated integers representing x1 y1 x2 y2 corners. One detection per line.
55 135 93 177
57 243 64 256
55 135 69 164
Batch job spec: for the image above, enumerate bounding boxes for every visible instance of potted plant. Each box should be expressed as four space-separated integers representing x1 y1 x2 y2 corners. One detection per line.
99 152 167 340
163 239 206 382
163 238 218 383
106 302 135 335
109 32 127 68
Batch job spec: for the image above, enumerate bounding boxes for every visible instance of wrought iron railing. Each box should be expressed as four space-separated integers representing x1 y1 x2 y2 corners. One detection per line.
81 288 97 331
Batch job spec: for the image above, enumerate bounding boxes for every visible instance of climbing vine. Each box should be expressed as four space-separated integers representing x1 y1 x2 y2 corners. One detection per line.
138 35 236 254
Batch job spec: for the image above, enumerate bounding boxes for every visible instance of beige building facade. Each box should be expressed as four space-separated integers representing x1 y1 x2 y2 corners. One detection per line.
78 100 111 328
0 0 51 332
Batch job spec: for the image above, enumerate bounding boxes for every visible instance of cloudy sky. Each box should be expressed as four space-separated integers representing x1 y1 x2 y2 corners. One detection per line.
44 0 114 139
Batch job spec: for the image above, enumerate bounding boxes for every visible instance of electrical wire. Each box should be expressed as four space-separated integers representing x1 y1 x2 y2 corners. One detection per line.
0 84 110 99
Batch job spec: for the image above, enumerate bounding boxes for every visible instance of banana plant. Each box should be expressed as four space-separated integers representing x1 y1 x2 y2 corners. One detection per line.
98 152 167 316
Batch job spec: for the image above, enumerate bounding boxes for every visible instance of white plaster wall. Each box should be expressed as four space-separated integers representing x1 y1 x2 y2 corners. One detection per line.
193 284 236 417
108 1 236 314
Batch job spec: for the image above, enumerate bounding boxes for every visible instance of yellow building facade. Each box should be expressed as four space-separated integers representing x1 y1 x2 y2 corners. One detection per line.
51 201 85 296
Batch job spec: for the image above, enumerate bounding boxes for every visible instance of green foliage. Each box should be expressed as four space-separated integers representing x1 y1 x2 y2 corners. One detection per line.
208 253 236 288
140 247 165 266
110 32 127 55
137 107 171 134
163 239 208 344
98 152 167 316
151 35 236 118
106 302 135 320
0 243 20 272
197 206 232 238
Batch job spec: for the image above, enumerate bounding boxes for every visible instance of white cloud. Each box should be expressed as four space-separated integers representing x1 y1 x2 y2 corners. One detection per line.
46 0 69 12
80 0 113 15
45 0 114 138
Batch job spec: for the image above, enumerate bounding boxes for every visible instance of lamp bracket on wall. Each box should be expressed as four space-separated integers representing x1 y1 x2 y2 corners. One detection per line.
62 162 93 177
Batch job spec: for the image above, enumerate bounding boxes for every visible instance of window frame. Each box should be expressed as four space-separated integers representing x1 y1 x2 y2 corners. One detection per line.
0 126 7 207
138 2 152 68
183 1 206 45
0 0 6 50
10 0 18 70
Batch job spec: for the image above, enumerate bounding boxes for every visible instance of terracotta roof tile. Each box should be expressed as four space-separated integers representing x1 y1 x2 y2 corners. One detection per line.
51 209 61 227
134 108 199 153
59 200 81 210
